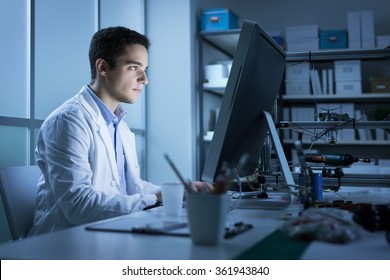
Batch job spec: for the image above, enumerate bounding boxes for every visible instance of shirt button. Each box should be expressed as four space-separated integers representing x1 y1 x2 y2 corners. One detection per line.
111 181 116 186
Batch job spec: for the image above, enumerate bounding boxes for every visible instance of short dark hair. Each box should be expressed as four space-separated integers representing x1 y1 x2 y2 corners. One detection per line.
89 26 150 83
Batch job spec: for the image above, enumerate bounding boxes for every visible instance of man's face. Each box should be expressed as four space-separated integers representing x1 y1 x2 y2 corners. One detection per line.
104 44 148 105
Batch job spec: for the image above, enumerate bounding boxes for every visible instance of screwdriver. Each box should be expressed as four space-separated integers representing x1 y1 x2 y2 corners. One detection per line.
305 153 371 166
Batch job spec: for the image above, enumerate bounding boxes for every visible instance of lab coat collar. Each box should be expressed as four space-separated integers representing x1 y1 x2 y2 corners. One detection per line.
77 86 103 125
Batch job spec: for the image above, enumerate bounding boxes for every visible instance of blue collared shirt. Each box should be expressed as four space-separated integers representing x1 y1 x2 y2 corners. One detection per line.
87 85 128 194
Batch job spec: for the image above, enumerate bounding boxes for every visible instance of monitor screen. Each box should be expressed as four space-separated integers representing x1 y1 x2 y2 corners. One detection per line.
202 20 287 183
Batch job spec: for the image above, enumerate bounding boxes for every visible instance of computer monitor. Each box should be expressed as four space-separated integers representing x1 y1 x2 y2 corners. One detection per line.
202 20 293 186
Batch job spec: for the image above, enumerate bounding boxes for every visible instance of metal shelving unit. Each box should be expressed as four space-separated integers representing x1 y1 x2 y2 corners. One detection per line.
197 29 390 179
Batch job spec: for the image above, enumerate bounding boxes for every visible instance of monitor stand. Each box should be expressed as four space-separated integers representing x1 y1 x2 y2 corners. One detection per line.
232 112 295 210
262 111 295 187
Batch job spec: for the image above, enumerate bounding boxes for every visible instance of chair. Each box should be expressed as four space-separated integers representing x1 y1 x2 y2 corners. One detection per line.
0 165 41 240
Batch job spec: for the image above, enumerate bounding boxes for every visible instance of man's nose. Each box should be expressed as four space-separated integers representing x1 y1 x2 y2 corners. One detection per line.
140 71 148 85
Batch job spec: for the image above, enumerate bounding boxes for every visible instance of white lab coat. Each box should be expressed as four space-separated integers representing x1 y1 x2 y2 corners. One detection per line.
28 86 160 236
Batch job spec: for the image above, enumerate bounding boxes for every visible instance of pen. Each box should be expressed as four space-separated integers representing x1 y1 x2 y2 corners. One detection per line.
142 201 162 211
164 154 195 192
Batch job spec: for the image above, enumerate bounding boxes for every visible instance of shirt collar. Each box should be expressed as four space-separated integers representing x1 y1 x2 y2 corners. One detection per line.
86 85 127 126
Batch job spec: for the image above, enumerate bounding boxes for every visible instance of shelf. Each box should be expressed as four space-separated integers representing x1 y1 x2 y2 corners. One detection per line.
200 29 240 56
263 173 390 188
279 120 390 129
198 28 390 180
282 93 390 103
203 86 225 95
283 139 390 146
200 28 390 61
286 48 390 62
203 91 390 101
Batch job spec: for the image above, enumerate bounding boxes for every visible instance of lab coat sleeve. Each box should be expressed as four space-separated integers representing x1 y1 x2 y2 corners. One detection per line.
38 108 157 226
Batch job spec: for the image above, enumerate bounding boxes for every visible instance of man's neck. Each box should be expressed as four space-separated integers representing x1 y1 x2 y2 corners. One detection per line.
89 83 119 113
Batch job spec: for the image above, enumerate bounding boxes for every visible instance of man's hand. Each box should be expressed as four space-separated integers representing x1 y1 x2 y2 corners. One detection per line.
191 181 214 192
155 191 162 203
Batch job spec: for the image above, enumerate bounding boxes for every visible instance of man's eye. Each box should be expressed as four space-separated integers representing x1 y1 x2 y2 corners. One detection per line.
129 65 138 70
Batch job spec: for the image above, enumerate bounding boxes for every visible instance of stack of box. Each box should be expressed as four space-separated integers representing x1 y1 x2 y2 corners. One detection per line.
334 60 362 94
371 77 390 93
203 63 229 88
347 10 375 49
200 8 239 31
285 62 311 96
285 25 319 52
320 30 348 49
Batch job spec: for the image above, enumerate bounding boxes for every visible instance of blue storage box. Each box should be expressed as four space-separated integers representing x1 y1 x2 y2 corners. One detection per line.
201 8 239 31
272 36 285 49
320 30 348 49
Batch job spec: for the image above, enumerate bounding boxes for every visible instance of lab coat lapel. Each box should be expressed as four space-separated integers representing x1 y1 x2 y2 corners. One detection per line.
96 120 120 181
78 88 121 188
119 123 141 194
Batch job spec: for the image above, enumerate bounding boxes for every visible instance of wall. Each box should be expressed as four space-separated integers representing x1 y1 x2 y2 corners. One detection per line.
193 0 390 37
145 0 197 184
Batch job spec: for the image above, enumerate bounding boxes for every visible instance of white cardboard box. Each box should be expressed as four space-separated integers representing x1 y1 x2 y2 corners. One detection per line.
347 10 376 49
285 25 319 41
336 80 362 94
286 38 319 52
285 80 311 96
334 60 361 80
204 64 227 81
361 10 375 49
347 11 361 49
285 63 310 81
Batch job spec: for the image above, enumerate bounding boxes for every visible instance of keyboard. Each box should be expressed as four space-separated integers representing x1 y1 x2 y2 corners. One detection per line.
230 191 292 210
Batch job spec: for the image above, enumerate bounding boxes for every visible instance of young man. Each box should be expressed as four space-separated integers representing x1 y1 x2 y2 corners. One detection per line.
29 27 208 236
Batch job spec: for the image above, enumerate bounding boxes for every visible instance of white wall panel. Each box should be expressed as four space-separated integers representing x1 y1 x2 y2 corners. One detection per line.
34 0 97 119
0 0 30 118
145 0 196 184
100 0 146 130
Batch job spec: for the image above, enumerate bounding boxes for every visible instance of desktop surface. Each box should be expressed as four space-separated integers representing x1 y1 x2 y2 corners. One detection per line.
0 187 389 260
0 206 293 260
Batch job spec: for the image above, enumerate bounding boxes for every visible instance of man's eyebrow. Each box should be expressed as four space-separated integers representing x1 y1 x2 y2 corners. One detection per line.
124 59 148 70
125 60 143 66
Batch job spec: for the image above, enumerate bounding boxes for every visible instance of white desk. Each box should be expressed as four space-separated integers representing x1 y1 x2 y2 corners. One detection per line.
0 206 293 260
0 188 389 260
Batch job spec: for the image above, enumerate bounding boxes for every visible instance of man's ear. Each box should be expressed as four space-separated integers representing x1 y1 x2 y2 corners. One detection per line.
95 58 108 77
